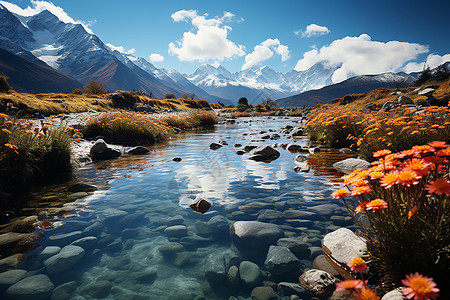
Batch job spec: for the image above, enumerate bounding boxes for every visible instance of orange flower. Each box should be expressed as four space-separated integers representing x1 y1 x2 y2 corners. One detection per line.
397 170 420 186
4 143 19 154
0 113 8 118
408 206 418 219
412 145 435 155
425 179 450 196
370 171 383 180
351 186 372 196
332 189 350 199
336 279 365 291
403 158 430 177
373 149 391 157
401 272 439 300
356 288 380 300
428 141 448 149
2 129 11 134
355 201 369 213
436 148 450 157
6 120 13 125
348 257 367 272
380 172 398 188
366 199 388 211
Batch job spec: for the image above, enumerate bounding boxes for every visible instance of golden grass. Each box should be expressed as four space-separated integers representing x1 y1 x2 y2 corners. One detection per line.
0 91 221 116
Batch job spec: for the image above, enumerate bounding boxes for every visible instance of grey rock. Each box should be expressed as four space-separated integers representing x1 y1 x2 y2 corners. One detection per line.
257 209 283 223
313 255 340 276
105 239 123 252
133 269 157 283
6 274 54 300
70 236 97 249
244 145 258 152
204 254 226 281
277 282 307 297
166 215 185 226
264 245 302 275
102 208 128 224
190 196 212 214
0 269 27 290
51 281 76 300
322 228 366 265
230 221 284 248
107 256 130 270
210 142 222 150
251 286 276 300
277 238 309 257
90 139 121 160
283 210 315 219
207 215 229 237
239 261 261 288
309 247 323 259
127 146 150 155
299 269 335 296
381 101 400 111
48 231 82 246
286 144 302 152
249 145 280 161
195 221 211 236
83 222 103 236
173 157 182 162
418 88 435 97
158 242 185 255
290 127 304 137
164 225 188 237
364 103 378 111
381 288 404 300
333 158 371 174
80 280 112 298
398 95 414 105
227 266 240 288
308 204 339 216
339 148 353 154
38 246 61 260
44 245 85 274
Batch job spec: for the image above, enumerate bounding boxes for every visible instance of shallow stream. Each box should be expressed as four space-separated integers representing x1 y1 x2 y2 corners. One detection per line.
1 117 357 299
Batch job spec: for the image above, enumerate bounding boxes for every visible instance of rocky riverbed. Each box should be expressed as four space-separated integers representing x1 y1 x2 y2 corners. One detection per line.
0 115 374 300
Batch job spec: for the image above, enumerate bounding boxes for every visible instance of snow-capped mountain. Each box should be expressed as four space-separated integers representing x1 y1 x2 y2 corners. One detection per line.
187 63 338 104
276 72 417 107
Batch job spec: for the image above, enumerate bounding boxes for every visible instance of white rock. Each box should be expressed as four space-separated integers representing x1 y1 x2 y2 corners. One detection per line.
322 228 366 265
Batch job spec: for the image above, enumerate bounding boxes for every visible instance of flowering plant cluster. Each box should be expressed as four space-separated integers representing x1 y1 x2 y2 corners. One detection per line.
332 142 449 297
0 113 72 201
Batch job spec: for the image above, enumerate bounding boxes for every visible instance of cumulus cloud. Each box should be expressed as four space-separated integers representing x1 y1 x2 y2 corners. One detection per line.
242 38 291 70
294 34 429 83
297 24 330 38
0 0 95 34
149 53 164 62
106 43 135 55
168 9 245 62
403 53 450 73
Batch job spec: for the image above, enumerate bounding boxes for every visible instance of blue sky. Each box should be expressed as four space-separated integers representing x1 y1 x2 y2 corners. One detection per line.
3 0 450 79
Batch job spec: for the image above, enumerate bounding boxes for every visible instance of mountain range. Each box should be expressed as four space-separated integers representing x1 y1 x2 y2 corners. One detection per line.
0 3 433 107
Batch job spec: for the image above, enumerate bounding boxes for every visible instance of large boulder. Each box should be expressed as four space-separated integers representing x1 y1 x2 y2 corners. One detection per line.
249 145 280 162
264 245 302 275
230 221 284 248
127 146 150 155
277 238 309 258
398 95 414 105
90 139 121 160
0 269 27 290
44 245 85 274
299 269 336 297
333 158 371 174
207 215 229 238
6 274 54 300
204 254 226 282
418 88 435 97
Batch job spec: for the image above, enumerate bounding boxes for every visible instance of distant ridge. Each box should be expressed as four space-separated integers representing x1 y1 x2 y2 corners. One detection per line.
0 48 82 93
276 72 417 107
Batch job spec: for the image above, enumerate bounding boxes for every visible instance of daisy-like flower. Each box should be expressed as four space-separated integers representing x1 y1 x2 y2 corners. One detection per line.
373 149 391 157
366 199 388 211
436 148 450 157
412 145 435 155
332 189 350 199
380 172 398 189
355 201 369 213
356 288 380 300
401 272 439 300
336 279 365 291
403 158 430 177
2 128 11 134
348 257 367 272
428 141 448 149
370 171 384 180
351 186 372 196
408 206 418 219
397 170 420 186
425 179 450 196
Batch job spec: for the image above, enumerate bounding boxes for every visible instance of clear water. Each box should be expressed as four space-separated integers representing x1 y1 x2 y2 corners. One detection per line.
2 117 355 300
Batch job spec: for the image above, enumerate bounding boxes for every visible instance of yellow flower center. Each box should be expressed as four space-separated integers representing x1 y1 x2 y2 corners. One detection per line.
410 277 431 295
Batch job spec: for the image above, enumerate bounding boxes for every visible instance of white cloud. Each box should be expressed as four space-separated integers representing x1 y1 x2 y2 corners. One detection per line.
0 0 95 34
149 53 164 62
106 43 135 55
168 10 245 62
242 38 291 70
294 34 429 83
403 53 450 73
299 24 330 38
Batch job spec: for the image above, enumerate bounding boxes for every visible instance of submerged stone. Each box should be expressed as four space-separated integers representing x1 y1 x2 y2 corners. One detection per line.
6 274 54 300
